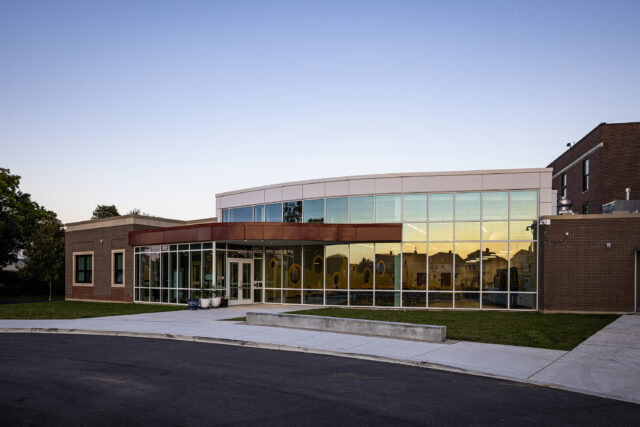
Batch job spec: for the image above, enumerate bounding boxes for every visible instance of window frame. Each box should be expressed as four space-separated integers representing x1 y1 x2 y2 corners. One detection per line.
561 173 567 197
73 251 94 286
583 159 590 192
111 249 125 287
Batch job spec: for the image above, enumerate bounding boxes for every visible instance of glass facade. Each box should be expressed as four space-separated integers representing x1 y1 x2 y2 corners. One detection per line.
142 190 537 309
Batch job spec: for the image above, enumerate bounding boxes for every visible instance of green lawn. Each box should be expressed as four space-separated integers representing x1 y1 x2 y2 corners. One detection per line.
288 308 618 351
0 301 187 319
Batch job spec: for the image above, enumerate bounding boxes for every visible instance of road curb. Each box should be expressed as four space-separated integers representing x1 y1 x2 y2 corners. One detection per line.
1 327 637 406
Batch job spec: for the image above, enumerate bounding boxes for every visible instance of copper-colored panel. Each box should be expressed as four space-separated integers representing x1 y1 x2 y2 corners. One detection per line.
337 226 357 241
263 223 284 240
226 223 245 240
130 230 164 246
197 225 212 241
164 228 198 243
356 225 402 242
282 223 302 240
244 223 265 240
211 224 228 241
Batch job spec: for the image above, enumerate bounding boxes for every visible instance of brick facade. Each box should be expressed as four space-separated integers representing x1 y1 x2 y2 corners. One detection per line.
539 215 640 312
548 122 640 214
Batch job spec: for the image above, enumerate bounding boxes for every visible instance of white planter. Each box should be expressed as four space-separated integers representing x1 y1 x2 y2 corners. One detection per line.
200 298 211 309
211 297 222 308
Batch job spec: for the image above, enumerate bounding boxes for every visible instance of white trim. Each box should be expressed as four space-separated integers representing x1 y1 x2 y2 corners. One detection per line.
72 251 94 287
111 249 126 287
552 143 603 179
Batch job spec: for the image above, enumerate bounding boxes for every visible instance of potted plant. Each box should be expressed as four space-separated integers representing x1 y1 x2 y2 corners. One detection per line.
211 290 222 308
200 290 211 309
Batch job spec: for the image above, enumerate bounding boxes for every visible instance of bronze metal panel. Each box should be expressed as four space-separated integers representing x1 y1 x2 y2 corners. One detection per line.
263 223 284 240
282 223 303 240
356 225 402 242
337 226 357 241
164 227 198 243
244 223 265 240
226 223 245 240
197 225 212 241
211 224 228 241
130 230 164 246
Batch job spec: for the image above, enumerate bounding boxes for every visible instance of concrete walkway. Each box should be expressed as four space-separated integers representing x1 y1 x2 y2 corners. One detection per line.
1 305 638 405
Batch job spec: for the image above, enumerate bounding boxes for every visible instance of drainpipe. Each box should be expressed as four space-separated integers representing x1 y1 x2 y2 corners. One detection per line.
635 247 638 313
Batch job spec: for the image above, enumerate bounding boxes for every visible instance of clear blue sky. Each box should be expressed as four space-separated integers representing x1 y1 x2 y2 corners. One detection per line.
1 0 639 223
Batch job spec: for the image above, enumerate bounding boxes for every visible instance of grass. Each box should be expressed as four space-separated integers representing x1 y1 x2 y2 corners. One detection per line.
220 316 247 321
287 308 619 351
0 301 187 320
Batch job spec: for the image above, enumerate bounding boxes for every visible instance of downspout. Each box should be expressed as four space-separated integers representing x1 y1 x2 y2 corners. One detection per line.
635 247 638 313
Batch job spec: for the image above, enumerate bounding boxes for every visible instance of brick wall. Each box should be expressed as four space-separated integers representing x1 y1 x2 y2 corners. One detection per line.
540 215 640 312
65 224 151 302
601 123 640 204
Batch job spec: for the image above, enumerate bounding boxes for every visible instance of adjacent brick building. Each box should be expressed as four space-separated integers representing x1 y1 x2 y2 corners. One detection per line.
548 122 640 214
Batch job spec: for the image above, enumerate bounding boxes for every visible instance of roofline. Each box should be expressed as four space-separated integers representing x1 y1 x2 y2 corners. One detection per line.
215 168 553 198
65 214 185 227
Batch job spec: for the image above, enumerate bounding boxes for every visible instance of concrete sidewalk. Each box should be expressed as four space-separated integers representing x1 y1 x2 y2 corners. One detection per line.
1 305 637 405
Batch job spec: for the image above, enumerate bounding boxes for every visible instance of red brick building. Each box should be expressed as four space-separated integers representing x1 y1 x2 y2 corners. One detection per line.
548 122 640 214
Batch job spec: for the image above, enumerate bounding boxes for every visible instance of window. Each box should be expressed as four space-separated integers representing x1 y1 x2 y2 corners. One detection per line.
583 159 590 191
303 199 324 223
254 205 265 222
283 201 302 222
582 203 589 214
265 203 283 222
75 254 93 284
113 252 124 285
561 173 567 197
229 206 253 222
326 198 348 223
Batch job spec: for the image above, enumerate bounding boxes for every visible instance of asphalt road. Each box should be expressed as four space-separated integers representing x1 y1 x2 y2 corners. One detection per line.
1 334 638 426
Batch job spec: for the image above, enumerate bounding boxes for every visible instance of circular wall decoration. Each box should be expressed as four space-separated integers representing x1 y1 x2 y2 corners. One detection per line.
376 260 386 276
269 257 279 270
332 272 341 287
288 263 302 286
363 267 372 284
312 254 323 274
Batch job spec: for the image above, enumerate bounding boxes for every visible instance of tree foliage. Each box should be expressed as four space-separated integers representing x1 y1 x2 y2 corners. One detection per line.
91 204 120 219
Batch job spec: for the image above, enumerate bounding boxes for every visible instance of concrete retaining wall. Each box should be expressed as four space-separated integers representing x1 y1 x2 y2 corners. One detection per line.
246 312 446 342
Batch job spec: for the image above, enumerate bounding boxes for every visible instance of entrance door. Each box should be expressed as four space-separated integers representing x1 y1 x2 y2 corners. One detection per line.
227 259 253 304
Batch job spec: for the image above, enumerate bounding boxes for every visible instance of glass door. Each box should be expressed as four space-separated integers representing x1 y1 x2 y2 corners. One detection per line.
227 259 253 305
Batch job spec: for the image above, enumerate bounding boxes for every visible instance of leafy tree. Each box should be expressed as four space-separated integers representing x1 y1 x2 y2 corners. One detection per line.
91 204 120 219
20 211 65 301
127 208 141 215
0 168 45 269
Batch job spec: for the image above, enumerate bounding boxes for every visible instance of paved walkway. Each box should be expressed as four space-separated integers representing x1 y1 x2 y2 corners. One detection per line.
1 305 638 404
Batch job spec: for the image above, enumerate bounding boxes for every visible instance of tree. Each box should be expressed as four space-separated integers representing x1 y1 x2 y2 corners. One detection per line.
0 168 45 269
91 204 120 219
20 211 65 301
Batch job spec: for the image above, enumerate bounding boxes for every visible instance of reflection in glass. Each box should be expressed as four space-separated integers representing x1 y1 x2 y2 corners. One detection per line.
483 192 508 220
265 247 282 288
455 193 480 220
510 220 537 240
429 223 453 241
140 254 149 287
150 253 160 287
222 210 229 222
304 199 324 223
216 250 225 293
402 243 426 290
303 245 324 289
283 246 302 288
482 293 507 309
510 191 537 219
169 252 177 288
402 292 426 307
375 243 401 290
266 289 281 303
403 223 427 241
428 292 453 308
283 201 302 223
151 288 160 302
161 253 169 287
428 243 453 290
510 293 536 309
510 242 536 292
349 243 374 290
454 242 480 290
229 206 253 222
283 290 301 304
303 290 323 305
482 242 508 291
375 292 400 307
455 292 480 308
203 250 213 288
190 251 201 289
482 221 508 240
403 194 427 221
455 222 480 241
326 245 348 289
375 195 401 222
265 203 283 222
254 205 265 222
178 251 188 287
326 291 348 305
350 196 374 223
350 291 373 306
326 198 348 223
429 193 453 221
